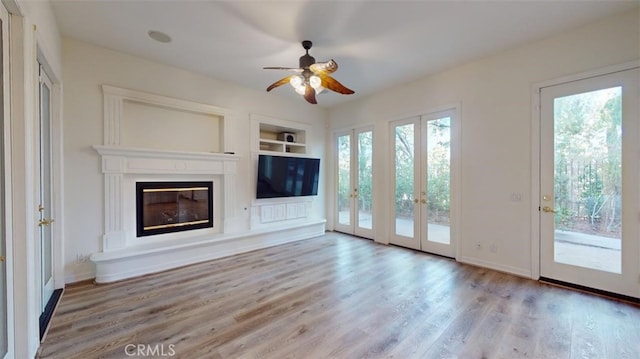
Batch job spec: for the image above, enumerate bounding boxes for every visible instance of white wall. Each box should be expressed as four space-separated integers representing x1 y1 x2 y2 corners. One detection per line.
62 38 328 282
327 9 639 277
17 0 62 78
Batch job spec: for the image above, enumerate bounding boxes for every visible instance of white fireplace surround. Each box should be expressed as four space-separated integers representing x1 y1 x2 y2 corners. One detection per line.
90 85 325 283
93 145 238 250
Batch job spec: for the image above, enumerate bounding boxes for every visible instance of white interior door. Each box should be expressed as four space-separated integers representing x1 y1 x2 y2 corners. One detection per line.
540 67 639 298
38 65 54 314
335 127 374 239
390 110 456 257
0 3 9 356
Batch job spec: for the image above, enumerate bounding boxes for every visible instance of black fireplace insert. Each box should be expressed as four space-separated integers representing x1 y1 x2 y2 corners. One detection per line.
136 181 213 237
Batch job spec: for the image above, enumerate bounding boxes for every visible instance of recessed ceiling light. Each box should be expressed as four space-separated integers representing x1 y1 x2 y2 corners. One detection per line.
148 30 171 43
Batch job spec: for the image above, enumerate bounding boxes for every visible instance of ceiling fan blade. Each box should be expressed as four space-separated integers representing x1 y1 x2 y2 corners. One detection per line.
266 75 294 92
304 84 317 104
319 74 355 95
263 67 304 73
310 59 338 74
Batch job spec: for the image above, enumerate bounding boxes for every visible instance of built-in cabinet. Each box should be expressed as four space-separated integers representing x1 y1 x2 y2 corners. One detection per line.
250 114 315 227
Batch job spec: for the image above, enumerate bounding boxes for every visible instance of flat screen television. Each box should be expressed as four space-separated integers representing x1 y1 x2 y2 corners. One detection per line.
256 154 320 199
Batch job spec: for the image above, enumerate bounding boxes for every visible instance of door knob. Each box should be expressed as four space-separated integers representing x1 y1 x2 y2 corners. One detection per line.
0 256 5 262
542 206 557 213
421 199 427 204
413 198 419 203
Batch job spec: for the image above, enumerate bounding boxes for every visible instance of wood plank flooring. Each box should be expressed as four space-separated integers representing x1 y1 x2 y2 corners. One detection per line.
38 232 640 358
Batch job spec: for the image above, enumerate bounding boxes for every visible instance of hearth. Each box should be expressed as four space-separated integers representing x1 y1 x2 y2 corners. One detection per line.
136 181 213 237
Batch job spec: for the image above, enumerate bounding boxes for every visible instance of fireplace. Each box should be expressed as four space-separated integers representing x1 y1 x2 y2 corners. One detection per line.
136 181 213 237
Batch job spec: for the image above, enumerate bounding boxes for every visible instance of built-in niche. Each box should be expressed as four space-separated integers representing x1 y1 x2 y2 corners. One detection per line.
122 101 222 153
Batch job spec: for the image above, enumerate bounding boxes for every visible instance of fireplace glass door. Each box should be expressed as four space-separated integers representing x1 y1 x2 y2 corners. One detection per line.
136 181 213 237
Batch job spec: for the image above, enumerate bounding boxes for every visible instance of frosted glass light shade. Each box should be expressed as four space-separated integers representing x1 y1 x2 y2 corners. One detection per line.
309 75 321 89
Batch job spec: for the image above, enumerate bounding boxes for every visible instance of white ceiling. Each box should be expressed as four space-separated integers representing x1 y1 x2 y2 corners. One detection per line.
51 0 638 108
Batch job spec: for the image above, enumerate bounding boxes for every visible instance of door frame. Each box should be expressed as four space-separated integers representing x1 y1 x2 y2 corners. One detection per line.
0 2 13 357
37 63 54 313
35 50 63 292
34 51 64 343
530 60 640 280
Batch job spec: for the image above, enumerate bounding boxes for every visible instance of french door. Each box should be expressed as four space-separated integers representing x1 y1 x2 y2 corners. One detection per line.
37 64 55 315
390 110 456 257
539 67 639 298
335 127 374 239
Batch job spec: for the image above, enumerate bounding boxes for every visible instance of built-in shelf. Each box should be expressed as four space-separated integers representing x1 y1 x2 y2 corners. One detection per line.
259 138 306 154
254 116 307 154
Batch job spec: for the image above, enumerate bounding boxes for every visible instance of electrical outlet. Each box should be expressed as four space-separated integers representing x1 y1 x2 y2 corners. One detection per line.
489 243 498 253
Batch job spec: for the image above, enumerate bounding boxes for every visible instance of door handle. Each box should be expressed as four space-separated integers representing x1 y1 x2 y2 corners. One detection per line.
38 218 55 226
421 199 426 204
542 206 557 213
0 256 5 262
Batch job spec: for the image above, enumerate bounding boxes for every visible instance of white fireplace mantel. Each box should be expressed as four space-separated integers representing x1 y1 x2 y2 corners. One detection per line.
93 145 239 175
93 145 240 251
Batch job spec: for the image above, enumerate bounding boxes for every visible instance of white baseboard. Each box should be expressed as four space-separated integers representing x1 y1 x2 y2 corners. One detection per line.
64 271 97 285
457 256 533 279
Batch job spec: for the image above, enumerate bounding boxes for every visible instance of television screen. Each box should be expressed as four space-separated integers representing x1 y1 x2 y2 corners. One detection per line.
257 155 320 199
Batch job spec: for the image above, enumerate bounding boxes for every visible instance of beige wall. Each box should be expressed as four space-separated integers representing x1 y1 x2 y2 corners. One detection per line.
327 9 639 276
62 38 328 282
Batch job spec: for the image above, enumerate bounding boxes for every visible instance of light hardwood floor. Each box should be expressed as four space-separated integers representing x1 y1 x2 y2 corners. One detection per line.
38 232 640 358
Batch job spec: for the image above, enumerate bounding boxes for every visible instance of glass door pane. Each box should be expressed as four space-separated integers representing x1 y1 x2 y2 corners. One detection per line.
553 87 621 273
39 67 54 313
425 117 451 245
394 123 415 238
357 131 373 231
337 133 352 227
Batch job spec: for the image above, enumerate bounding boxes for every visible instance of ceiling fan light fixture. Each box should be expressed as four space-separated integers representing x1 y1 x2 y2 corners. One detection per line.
289 75 306 94
309 75 322 90
290 75 303 88
294 86 306 95
263 40 354 104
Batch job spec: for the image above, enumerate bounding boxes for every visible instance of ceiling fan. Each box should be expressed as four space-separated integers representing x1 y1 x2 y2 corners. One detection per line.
264 40 355 104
